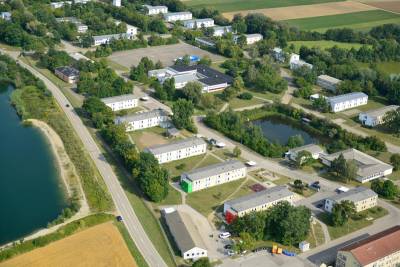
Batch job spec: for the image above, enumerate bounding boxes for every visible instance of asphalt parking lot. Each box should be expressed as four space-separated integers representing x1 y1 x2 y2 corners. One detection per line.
108 42 226 67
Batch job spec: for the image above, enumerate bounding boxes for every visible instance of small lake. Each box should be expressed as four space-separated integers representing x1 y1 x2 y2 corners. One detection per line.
0 84 66 245
253 117 317 145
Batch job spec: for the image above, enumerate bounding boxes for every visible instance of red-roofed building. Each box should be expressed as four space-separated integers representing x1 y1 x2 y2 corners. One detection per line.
336 225 400 267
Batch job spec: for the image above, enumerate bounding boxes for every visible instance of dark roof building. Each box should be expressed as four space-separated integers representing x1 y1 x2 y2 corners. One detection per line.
54 66 79 83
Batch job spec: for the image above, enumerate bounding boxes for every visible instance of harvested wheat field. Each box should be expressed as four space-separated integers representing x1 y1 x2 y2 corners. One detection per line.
223 1 377 20
365 1 400 12
0 222 137 267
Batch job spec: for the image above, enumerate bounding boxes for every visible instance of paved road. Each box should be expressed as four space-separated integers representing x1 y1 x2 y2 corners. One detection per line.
7 51 167 267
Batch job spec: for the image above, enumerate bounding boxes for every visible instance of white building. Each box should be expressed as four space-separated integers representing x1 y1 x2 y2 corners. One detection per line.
115 20 138 36
54 66 79 83
317 74 342 92
285 144 324 162
212 25 233 37
183 18 214 29
180 160 246 193
163 12 192 22
115 109 170 132
163 208 207 260
320 148 393 183
101 94 138 112
92 33 132 46
50 1 72 8
144 137 207 164
113 0 121 7
272 47 285 62
69 52 91 62
56 17 88 33
289 53 313 70
195 37 216 48
327 92 368 113
143 5 168 15
234 34 263 45
0 11 11 21
359 105 399 127
324 186 378 213
223 186 295 224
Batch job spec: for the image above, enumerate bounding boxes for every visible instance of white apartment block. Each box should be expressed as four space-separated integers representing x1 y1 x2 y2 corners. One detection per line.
180 160 246 193
113 0 121 7
183 18 214 29
93 33 132 46
115 109 170 132
115 20 138 36
324 187 377 213
359 105 399 127
101 94 138 112
328 92 368 113
143 5 168 15
317 74 342 92
289 53 313 70
144 137 207 164
163 12 192 22
224 186 294 224
234 34 263 45
212 25 233 37
50 1 72 8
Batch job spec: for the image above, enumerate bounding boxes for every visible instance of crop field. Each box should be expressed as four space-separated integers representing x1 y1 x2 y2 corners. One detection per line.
288 40 367 52
365 1 400 13
0 222 137 267
185 0 344 12
283 10 400 31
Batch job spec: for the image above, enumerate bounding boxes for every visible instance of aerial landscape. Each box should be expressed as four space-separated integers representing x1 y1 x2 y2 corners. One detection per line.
0 0 400 266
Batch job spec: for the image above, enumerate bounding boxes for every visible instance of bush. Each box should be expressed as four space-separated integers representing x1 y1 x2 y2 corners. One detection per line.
238 92 253 100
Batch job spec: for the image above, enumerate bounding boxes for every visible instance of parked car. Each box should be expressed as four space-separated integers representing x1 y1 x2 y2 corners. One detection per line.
116 215 123 222
216 142 226 148
219 232 231 239
246 161 257 167
140 95 150 101
209 138 217 146
224 244 232 250
226 250 235 256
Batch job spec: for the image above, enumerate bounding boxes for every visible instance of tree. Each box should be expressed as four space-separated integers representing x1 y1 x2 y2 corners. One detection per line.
293 179 304 192
384 108 400 133
228 212 267 240
172 99 196 132
312 97 330 113
343 160 357 182
294 150 313 168
390 153 400 171
371 179 398 199
233 146 241 157
287 134 304 148
163 78 176 100
236 232 255 252
331 201 356 226
198 56 211 66
82 97 114 128
192 258 211 267
182 82 203 105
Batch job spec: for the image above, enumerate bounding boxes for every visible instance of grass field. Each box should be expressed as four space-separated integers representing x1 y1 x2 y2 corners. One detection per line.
0 221 137 267
357 61 400 74
288 40 367 52
284 10 400 32
185 0 343 12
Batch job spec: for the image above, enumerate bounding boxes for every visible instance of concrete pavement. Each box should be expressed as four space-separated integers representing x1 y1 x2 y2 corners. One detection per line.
7 51 167 267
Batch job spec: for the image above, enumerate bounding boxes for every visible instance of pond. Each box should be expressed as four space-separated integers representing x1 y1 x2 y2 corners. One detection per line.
0 85 66 245
253 117 317 146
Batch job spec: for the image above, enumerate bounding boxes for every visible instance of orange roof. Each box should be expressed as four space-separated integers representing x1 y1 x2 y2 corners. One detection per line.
341 225 400 266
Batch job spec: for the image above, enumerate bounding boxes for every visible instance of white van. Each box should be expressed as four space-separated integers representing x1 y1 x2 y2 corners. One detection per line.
219 232 231 239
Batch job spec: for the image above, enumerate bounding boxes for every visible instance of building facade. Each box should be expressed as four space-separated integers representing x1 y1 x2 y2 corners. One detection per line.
224 186 295 224
328 92 368 113
183 18 214 29
180 160 246 193
144 137 207 164
143 5 168 15
272 47 285 62
101 94 138 112
54 66 79 83
113 0 121 7
0 12 11 21
324 186 378 213
336 225 400 267
163 12 192 22
115 109 170 132
289 53 313 70
285 144 324 162
359 105 399 127
93 33 131 46
317 74 342 92
234 34 263 45
212 26 233 37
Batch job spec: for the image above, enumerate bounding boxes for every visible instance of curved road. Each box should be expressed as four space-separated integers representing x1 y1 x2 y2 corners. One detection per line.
6 51 167 267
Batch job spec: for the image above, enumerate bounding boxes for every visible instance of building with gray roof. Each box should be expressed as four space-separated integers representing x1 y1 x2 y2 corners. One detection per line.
163 11 192 22
115 108 170 132
324 186 378 213
213 25 233 36
359 105 399 127
327 92 368 112
286 144 324 162
93 33 132 46
143 4 168 15
317 74 342 92
101 94 138 112
183 18 214 29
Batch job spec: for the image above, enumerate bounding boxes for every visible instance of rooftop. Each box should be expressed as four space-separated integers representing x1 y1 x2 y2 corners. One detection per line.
69 52 90 62
318 74 341 84
289 144 323 155
328 92 368 105
340 225 400 266
164 11 192 16
116 109 168 123
213 25 232 31
168 64 233 85
173 73 198 84
245 33 263 38
143 4 167 9
183 160 245 182
145 137 206 155
184 18 214 23
226 186 294 213
328 186 377 203
101 94 137 104
93 33 131 41
360 105 399 118
55 66 79 77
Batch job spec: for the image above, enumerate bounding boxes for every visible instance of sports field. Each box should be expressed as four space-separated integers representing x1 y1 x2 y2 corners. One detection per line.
283 10 400 32
0 222 137 267
185 0 343 12
288 40 367 52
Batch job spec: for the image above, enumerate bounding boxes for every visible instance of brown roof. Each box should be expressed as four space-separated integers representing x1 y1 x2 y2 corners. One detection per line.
340 225 400 266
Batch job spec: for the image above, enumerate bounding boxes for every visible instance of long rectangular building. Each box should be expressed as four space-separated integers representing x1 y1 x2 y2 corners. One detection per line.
180 160 246 193
359 105 399 127
144 137 207 164
224 186 294 224
324 186 378 213
336 225 400 267
317 74 341 92
163 11 192 22
328 92 368 113
101 94 138 111
115 109 170 132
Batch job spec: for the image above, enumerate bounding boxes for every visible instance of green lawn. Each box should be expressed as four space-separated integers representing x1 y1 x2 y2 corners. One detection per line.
129 127 167 150
229 179 255 199
186 178 246 216
162 154 211 178
158 184 182 206
186 0 343 13
284 10 400 32
288 40 367 53
229 96 266 110
306 221 325 248
318 206 388 240
357 61 400 75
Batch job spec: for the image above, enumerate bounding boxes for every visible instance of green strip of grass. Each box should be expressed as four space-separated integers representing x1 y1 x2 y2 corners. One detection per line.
288 40 367 53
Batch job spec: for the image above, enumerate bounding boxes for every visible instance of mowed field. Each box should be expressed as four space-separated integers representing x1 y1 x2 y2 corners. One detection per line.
365 1 400 12
184 0 343 12
283 10 400 31
0 222 137 267
222 1 376 20
288 40 367 52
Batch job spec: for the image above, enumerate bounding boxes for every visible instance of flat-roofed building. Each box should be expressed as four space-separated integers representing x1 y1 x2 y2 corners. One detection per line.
195 37 216 48
50 1 72 8
101 94 138 112
93 33 132 46
69 52 91 62
212 25 233 37
54 66 79 83
328 92 368 113
180 160 246 193
163 12 192 22
115 108 170 132
324 186 377 213
144 137 206 164
143 5 168 15
289 53 313 70
183 18 214 29
317 74 342 92
113 0 121 7
336 225 400 267
359 105 399 127
320 148 393 183
0 11 11 21
234 34 263 45
285 144 324 162
115 20 138 36
224 186 295 224
162 208 207 260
